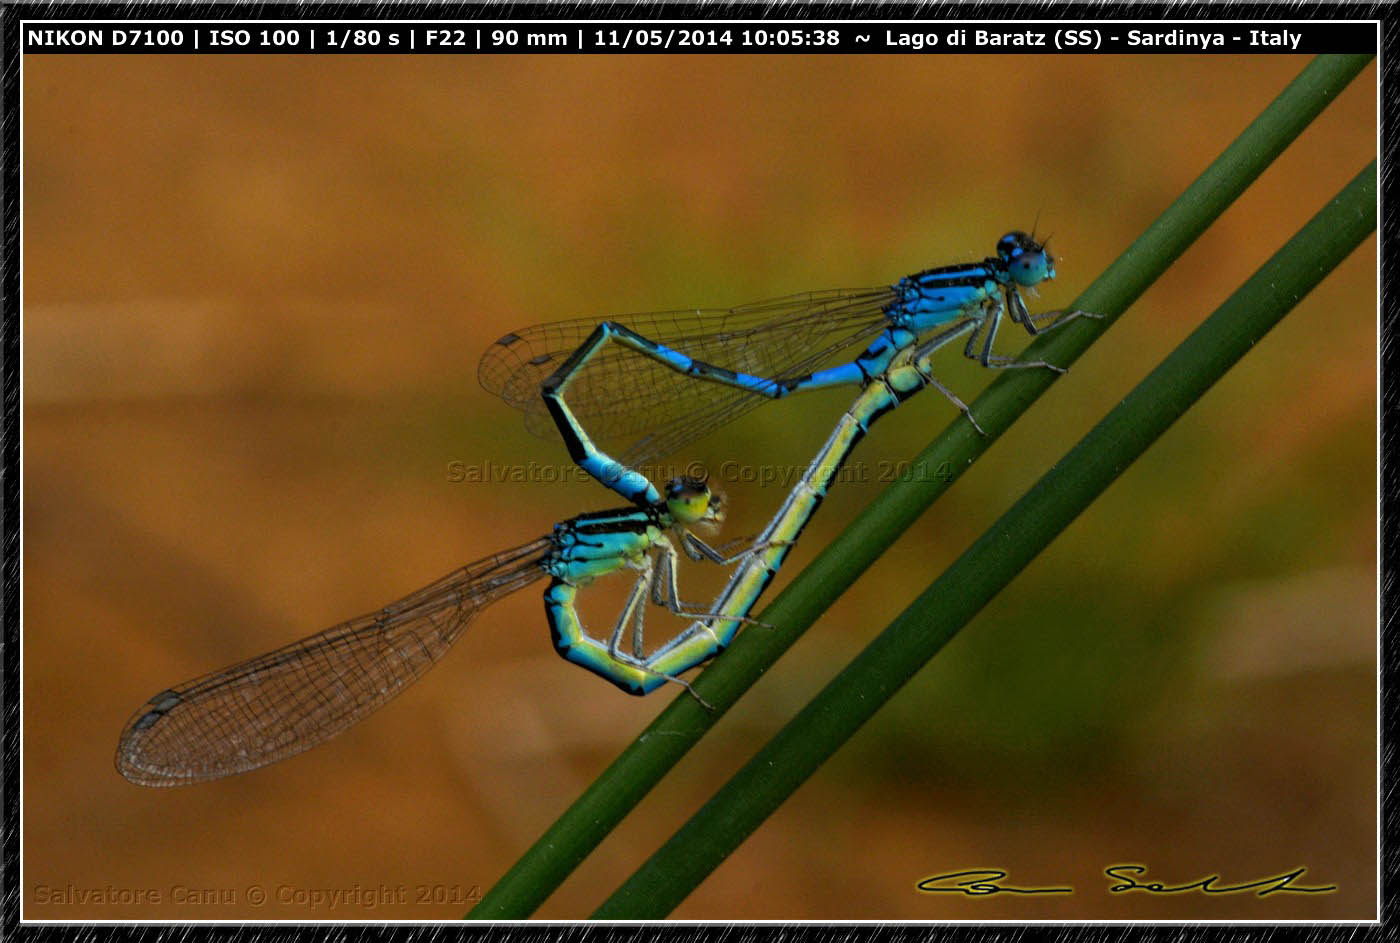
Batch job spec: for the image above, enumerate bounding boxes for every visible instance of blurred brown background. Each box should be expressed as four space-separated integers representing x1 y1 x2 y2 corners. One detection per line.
22 54 1375 919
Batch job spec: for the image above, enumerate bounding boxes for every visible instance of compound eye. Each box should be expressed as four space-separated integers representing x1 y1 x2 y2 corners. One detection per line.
998 231 1031 260
1010 249 1050 286
666 473 709 498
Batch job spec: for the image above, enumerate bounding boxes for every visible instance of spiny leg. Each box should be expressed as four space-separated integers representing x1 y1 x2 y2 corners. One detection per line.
1006 286 1103 337
605 562 653 660
650 542 700 615
681 531 794 631
653 538 772 627
639 615 738 711
1024 308 1104 334
620 564 719 709
908 317 985 435
962 292 1068 374
927 373 985 436
682 531 794 566
977 296 1004 367
706 532 765 559
655 670 714 711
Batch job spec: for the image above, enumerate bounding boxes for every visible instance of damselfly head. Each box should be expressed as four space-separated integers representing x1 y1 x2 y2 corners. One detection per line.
997 230 1057 287
665 474 721 526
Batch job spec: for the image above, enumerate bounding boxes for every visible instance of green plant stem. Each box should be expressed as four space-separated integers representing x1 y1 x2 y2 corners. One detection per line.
468 53 1373 920
595 161 1377 918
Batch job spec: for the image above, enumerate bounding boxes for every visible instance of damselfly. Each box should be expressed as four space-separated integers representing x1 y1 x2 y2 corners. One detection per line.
480 231 1097 507
478 232 1097 677
115 476 760 786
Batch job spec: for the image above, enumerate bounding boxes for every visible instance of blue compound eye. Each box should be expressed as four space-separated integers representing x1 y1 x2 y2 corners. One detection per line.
996 231 1053 286
997 231 1027 260
1009 250 1050 286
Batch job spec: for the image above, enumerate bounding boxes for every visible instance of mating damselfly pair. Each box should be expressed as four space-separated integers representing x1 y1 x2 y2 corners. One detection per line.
116 231 1095 786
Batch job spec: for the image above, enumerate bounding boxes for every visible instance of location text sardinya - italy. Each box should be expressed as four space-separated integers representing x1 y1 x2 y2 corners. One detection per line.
884 29 1302 50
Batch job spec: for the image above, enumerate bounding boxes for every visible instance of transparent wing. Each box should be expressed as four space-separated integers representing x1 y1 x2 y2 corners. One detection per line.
478 287 895 467
115 537 552 786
